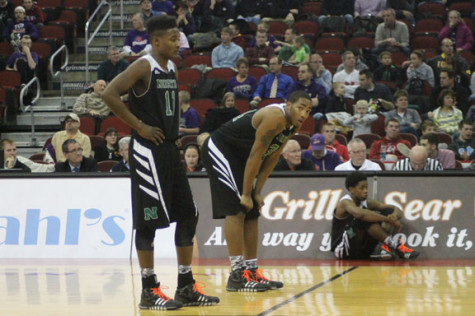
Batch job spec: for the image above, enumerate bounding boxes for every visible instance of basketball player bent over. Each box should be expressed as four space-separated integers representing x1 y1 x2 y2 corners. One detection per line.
102 15 219 310
201 91 312 291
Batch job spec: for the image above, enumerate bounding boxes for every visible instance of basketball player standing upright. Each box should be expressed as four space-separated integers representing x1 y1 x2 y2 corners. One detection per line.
102 15 219 310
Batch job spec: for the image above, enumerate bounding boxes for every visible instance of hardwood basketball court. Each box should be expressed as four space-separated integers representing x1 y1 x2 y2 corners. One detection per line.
1 258 474 315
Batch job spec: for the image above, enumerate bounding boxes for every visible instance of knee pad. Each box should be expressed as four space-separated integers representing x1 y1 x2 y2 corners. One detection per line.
174 213 198 247
135 227 156 251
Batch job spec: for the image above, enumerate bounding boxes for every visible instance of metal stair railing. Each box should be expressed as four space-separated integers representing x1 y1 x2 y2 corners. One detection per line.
19 76 41 147
49 44 69 110
85 0 112 83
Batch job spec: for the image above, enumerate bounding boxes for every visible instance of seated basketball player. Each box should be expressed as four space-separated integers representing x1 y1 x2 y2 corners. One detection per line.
331 171 420 260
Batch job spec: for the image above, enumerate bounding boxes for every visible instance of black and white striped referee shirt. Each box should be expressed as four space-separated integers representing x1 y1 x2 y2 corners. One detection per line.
393 158 443 171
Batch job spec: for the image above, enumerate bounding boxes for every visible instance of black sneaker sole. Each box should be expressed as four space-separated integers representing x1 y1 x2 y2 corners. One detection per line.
138 303 182 310
180 301 220 306
226 286 269 292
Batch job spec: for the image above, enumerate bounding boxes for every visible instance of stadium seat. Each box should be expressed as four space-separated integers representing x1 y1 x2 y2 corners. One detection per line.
99 117 132 135
182 54 212 68
320 52 342 68
189 99 216 117
268 21 287 36
29 153 45 161
97 160 119 172
315 37 345 53
178 68 202 86
206 68 236 81
347 35 375 50
0 41 14 57
417 2 446 18
248 66 267 82
257 98 284 109
414 18 443 35
399 133 418 147
449 2 472 17
282 66 298 80
370 114 386 136
300 2 321 16
235 99 250 113
31 42 51 59
291 134 311 149
300 117 316 135
89 135 104 149
436 132 453 146
335 134 348 146
79 116 96 135
180 134 198 150
459 51 473 68
411 35 440 51
39 25 65 51
355 133 381 149
390 51 407 68
293 21 319 37
0 70 21 88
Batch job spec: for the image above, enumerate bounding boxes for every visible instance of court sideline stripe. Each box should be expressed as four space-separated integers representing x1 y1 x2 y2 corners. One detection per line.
257 265 359 316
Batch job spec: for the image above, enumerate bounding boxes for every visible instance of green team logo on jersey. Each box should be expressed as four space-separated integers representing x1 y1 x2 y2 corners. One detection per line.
144 207 158 220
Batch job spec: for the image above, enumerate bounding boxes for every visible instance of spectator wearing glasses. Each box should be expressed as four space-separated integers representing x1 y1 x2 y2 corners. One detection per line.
55 139 98 173
51 113 92 163
335 138 382 171
274 139 315 171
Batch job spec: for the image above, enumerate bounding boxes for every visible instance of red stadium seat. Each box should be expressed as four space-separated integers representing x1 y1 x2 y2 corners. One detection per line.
355 133 381 149
178 68 202 86
291 134 311 149
180 134 198 150
293 21 319 37
206 68 236 81
436 132 453 146
347 35 375 50
235 99 250 113
248 66 267 82
97 160 119 172
399 133 418 147
79 116 96 135
417 3 446 18
414 18 443 35
0 41 14 57
29 153 45 161
299 116 316 135
182 54 212 68
411 35 440 51
300 2 321 16
99 117 132 135
315 37 345 53
39 25 65 50
0 70 21 88
320 52 342 68
89 135 104 149
268 21 288 36
449 2 472 17
31 42 51 59
335 134 348 146
189 99 216 117
370 114 386 137
281 66 298 80
257 98 284 109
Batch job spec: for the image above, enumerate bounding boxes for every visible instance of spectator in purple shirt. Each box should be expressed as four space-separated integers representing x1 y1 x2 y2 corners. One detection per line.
301 133 341 171
225 57 257 101
2 6 38 46
6 34 37 83
121 13 151 57
179 90 201 136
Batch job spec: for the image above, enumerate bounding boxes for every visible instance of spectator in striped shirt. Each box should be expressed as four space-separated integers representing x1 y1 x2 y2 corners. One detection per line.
393 145 443 171
428 89 463 136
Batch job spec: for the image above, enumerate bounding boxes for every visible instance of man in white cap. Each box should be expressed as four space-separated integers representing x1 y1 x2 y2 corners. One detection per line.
51 113 91 163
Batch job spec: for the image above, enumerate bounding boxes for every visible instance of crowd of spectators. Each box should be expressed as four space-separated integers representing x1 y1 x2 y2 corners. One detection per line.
1 0 475 173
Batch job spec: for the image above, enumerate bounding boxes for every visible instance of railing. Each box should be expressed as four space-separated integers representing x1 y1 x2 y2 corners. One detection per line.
85 0 112 83
19 76 41 147
49 44 69 110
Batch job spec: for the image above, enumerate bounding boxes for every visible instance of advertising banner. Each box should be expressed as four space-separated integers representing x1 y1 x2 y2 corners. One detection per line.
194 176 475 260
0 178 177 259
